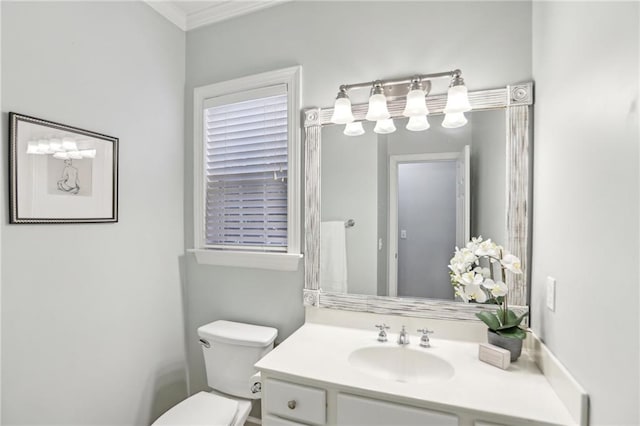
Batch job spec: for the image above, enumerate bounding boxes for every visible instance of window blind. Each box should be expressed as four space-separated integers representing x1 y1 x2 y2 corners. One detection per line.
204 87 289 250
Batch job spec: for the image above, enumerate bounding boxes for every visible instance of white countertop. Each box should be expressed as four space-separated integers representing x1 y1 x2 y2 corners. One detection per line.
255 323 576 425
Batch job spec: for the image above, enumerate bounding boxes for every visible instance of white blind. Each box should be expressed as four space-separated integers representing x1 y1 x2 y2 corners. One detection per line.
204 87 288 250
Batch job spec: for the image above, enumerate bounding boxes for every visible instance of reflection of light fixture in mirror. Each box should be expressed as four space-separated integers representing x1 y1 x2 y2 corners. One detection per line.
62 137 78 151
343 121 365 136
365 82 390 121
403 80 429 117
27 138 97 159
330 88 354 124
374 118 396 134
406 115 430 131
444 74 472 114
442 112 468 129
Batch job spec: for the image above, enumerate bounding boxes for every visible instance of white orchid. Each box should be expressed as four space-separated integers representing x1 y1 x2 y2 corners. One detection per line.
501 254 522 274
474 239 502 258
482 279 508 297
459 271 484 286
449 236 522 305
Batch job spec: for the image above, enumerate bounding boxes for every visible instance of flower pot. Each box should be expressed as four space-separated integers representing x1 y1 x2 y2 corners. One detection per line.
487 330 523 362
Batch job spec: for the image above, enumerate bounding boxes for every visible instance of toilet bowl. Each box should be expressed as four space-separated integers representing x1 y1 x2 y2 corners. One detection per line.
152 320 277 426
153 390 251 426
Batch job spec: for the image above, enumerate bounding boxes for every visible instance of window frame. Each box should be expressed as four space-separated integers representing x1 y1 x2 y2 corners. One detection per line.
191 66 302 271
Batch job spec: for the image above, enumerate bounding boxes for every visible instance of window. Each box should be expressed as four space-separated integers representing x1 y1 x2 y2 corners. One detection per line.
191 67 302 271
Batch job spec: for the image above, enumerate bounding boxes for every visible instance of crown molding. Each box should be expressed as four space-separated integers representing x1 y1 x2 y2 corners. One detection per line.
144 1 290 32
144 1 187 31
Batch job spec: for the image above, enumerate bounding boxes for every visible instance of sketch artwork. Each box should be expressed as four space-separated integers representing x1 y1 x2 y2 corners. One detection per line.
47 156 93 197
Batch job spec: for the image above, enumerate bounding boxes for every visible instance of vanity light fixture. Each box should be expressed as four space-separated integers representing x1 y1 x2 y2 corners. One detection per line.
373 118 396 134
343 121 365 136
365 82 390 121
330 69 471 136
330 87 355 124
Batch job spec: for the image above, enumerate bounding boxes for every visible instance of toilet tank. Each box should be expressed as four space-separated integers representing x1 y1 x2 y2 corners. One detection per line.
198 320 277 400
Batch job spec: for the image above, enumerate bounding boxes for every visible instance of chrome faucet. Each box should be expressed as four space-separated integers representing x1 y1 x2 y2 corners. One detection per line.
417 328 434 348
375 324 390 342
397 326 410 346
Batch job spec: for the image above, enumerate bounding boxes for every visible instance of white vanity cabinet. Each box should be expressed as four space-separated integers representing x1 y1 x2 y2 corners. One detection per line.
336 393 458 425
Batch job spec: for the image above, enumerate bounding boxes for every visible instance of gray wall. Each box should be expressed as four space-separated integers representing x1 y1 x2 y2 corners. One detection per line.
185 0 532 392
531 2 639 424
321 125 378 295
397 162 456 299
1 2 187 424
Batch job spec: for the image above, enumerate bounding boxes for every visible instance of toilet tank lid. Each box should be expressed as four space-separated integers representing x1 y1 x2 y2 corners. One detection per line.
198 320 277 347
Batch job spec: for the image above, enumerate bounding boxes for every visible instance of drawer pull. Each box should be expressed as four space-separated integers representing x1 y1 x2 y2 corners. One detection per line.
287 400 297 410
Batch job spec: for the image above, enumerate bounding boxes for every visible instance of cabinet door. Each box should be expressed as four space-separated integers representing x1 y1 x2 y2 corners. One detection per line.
337 393 458 426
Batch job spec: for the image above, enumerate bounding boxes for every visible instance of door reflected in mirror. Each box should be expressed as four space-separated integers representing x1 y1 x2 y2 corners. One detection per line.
320 110 505 300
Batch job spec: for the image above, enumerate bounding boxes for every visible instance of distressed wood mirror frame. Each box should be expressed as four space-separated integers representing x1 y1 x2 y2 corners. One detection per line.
302 82 533 321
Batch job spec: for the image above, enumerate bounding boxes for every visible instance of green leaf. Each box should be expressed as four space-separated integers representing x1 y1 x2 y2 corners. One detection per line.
476 311 500 331
496 327 527 340
497 309 529 329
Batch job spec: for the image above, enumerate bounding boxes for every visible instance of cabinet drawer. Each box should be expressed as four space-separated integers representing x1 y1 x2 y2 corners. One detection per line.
263 414 310 426
265 379 326 424
337 393 458 425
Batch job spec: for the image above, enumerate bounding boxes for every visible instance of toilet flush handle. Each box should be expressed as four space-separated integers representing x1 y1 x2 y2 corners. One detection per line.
199 339 211 348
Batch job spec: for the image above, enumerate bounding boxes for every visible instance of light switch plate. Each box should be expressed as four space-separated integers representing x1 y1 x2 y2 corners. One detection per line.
546 276 556 311
400 229 407 239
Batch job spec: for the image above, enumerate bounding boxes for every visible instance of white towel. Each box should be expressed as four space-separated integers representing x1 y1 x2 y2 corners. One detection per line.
320 221 348 293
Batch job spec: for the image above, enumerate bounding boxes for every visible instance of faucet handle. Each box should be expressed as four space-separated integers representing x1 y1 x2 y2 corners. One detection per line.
417 328 434 348
375 324 390 342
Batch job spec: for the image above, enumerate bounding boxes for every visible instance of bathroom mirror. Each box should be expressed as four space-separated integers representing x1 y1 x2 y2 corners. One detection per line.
303 83 533 320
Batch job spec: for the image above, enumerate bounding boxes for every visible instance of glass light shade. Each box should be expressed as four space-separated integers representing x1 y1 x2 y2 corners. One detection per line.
343 122 365 136
37 140 51 154
53 151 69 160
403 89 429 117
68 151 82 160
79 149 97 158
374 118 396 134
406 115 430 131
442 112 468 129
366 93 390 121
444 85 472 113
62 138 78 151
331 97 355 124
26 141 40 154
49 138 63 152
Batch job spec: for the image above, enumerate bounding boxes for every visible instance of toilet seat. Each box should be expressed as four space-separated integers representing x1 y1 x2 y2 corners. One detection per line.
153 391 251 426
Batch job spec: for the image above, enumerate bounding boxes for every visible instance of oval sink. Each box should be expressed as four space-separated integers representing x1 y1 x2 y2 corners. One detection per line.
348 346 455 384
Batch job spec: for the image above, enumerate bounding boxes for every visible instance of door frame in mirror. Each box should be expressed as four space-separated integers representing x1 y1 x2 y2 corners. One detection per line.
303 82 533 320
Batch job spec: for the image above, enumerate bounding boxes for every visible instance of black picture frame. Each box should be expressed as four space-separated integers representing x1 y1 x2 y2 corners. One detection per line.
8 112 119 223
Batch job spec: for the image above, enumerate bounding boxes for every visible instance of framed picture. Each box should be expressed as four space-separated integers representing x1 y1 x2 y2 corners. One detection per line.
9 112 118 223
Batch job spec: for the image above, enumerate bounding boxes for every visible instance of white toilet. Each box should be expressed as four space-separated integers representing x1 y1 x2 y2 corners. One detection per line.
153 320 278 426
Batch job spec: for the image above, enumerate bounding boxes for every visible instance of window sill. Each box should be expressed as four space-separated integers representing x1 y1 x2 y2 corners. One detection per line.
189 249 303 272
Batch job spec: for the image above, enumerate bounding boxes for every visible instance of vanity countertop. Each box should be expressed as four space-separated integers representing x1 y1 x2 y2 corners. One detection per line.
255 323 576 425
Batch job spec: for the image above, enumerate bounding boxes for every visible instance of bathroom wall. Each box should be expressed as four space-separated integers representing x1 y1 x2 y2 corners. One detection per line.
185 0 532 392
1 2 187 425
531 2 639 424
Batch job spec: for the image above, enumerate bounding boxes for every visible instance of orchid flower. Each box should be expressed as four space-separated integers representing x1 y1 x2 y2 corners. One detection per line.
501 254 522 274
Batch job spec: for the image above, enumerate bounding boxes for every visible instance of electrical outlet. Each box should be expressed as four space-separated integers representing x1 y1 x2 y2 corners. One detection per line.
400 229 407 239
546 277 556 311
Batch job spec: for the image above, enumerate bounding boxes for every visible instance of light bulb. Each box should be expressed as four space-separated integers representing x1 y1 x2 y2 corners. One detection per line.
343 122 365 136
374 118 396 134
406 115 430 131
442 112 468 129
366 84 390 121
330 91 354 124
444 84 472 114
403 88 429 117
